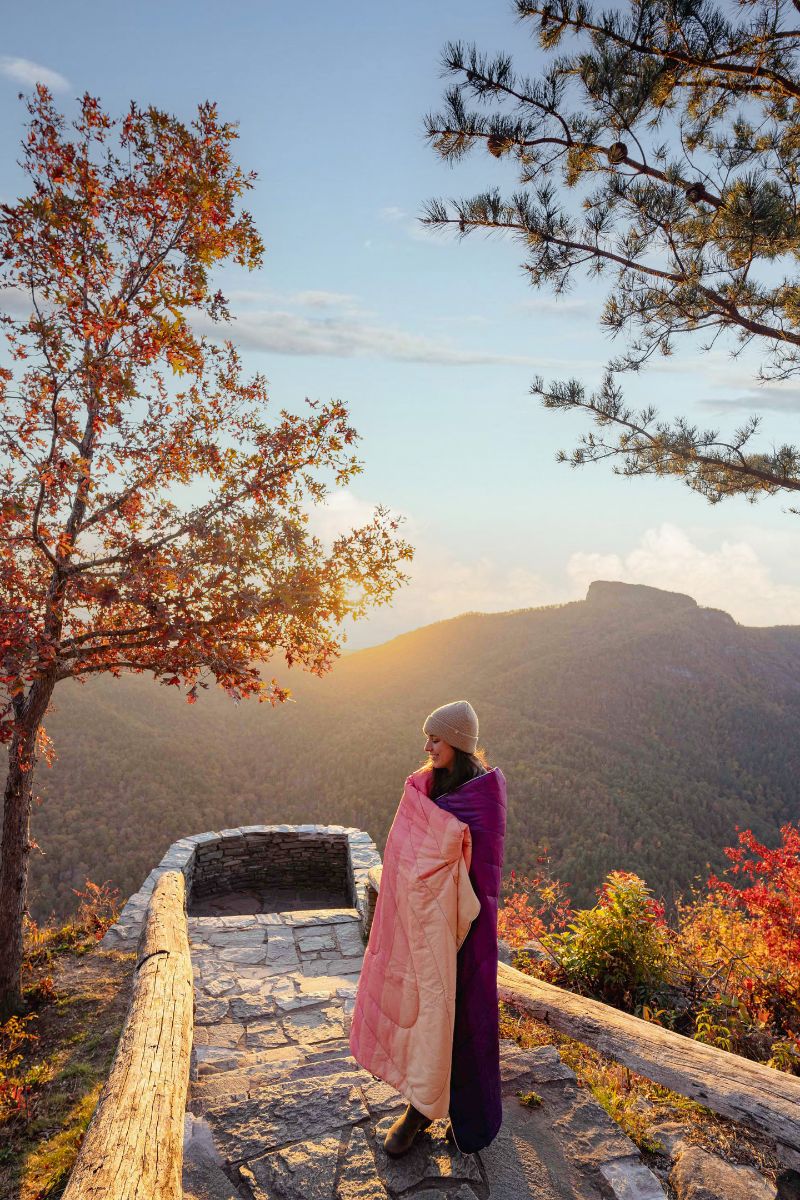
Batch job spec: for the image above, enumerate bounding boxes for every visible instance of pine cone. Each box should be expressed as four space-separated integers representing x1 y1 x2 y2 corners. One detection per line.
487 133 514 158
685 182 706 204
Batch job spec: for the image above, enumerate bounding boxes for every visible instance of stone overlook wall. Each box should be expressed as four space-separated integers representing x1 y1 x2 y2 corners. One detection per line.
190 830 352 899
100 825 382 951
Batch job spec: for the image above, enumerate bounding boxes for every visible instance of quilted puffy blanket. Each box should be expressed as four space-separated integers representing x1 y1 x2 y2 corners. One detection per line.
348 765 507 1154
348 768 481 1125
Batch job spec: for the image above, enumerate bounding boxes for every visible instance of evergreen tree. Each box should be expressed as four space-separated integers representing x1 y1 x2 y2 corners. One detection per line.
424 0 800 508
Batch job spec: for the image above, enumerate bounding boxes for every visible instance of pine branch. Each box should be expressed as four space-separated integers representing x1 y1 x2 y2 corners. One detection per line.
426 1 800 511
422 201 800 350
515 2 800 100
533 371 800 500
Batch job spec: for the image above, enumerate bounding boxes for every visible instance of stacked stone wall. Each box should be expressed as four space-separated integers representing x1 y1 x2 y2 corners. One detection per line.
190 831 350 899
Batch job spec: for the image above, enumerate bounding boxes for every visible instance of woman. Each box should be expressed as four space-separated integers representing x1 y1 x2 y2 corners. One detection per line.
349 700 508 1158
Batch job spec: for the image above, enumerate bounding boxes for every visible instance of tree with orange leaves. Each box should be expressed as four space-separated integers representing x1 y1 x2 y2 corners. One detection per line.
0 88 412 1016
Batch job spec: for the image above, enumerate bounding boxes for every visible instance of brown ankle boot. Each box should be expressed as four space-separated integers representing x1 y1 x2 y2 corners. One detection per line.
383 1102 433 1157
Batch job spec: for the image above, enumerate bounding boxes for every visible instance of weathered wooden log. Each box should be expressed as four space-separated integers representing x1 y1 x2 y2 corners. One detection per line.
63 870 193 1200
498 960 800 1154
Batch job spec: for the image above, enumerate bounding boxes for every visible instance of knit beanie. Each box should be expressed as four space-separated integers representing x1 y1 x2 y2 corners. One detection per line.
423 700 479 755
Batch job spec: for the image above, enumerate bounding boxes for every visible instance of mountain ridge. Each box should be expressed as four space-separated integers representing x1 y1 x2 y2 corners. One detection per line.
23 581 800 921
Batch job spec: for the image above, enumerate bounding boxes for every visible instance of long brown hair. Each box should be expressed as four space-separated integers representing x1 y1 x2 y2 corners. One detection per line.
425 746 489 801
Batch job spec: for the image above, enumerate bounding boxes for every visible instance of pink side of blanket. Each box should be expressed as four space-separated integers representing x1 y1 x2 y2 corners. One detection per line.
348 769 481 1119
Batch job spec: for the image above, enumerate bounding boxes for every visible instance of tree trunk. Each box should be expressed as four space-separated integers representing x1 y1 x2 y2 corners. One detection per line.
0 677 55 1018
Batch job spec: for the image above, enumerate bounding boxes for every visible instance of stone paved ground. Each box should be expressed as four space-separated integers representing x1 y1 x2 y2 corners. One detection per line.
182 897 667 1200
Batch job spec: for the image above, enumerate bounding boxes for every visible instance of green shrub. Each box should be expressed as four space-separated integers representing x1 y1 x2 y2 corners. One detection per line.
543 871 675 1010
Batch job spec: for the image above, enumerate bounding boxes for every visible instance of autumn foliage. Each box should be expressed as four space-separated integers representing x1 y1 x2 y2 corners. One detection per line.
0 877 120 1130
500 824 800 1072
0 87 411 1014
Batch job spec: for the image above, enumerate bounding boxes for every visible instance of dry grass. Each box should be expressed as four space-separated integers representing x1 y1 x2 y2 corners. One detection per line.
1 945 134 1200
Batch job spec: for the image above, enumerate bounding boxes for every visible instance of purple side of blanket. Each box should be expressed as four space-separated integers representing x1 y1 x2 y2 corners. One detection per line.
430 766 508 1153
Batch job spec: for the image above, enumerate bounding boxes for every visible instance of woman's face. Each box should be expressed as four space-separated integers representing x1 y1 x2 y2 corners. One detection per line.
425 734 456 770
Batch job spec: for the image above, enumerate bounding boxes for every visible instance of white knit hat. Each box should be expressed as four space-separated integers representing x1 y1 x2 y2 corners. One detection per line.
423 700 479 754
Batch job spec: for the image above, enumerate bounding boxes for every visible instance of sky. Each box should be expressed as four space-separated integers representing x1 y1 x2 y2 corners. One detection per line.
3 1 800 648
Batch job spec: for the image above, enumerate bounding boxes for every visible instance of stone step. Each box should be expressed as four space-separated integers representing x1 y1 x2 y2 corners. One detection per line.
202 1063 375 1165
188 1045 365 1115
183 1114 248 1200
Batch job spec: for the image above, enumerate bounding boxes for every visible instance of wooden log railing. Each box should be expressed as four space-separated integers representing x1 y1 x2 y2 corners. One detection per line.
498 961 800 1158
63 870 194 1200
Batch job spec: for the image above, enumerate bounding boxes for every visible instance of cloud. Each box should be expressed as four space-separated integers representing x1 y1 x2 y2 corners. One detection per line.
305 490 379 546
411 554 547 620
307 502 800 647
192 307 542 366
696 390 800 416
226 287 361 312
519 296 589 315
0 286 31 316
0 56 70 92
567 347 800 417
290 290 360 310
378 204 456 244
305 491 555 648
218 285 374 322
2 278 583 370
646 351 795 399
566 522 800 626
347 546 551 649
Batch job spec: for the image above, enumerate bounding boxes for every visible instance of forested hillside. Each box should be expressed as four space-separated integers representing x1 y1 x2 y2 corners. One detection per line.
21 580 800 920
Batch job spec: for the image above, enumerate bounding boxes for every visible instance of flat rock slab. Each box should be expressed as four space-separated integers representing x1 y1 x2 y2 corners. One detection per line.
548 1085 645 1170
193 1022 246 1049
183 1154 243 1200
245 1020 290 1051
479 1094 606 1200
281 1005 346 1045
278 909 360 925
204 1072 371 1164
500 1043 576 1089
372 1115 483 1189
337 1125 392 1200
239 1134 342 1200
600 1158 667 1200
195 995 231 1024
669 1145 776 1200
183 1115 247 1200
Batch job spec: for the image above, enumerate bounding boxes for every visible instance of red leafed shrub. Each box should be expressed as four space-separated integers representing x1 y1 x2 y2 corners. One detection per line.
23 877 121 971
0 1013 39 1125
71 879 122 942
498 851 572 953
23 976 56 1010
685 823 800 1048
708 823 800 979
501 824 800 1070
